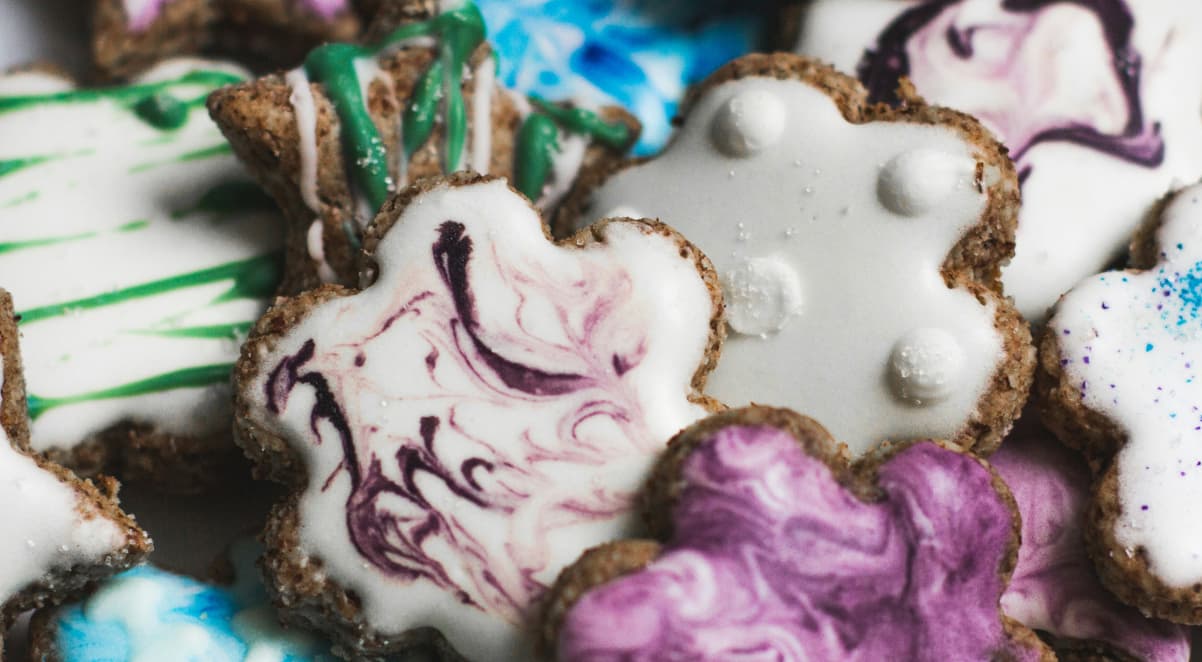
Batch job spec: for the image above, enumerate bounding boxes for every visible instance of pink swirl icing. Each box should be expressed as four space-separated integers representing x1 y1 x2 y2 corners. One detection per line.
123 0 349 31
557 425 1044 661
994 430 1189 661
263 220 691 626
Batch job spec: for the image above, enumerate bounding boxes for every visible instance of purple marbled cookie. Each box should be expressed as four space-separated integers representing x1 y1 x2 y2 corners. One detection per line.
548 407 1052 662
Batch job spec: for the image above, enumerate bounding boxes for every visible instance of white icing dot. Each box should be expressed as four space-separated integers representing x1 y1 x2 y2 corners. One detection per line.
889 328 965 405
721 256 803 337
710 88 786 158
877 149 972 217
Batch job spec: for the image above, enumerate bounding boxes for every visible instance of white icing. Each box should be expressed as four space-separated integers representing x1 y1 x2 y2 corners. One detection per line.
0 71 72 96
287 68 322 214
86 574 225 662
878 148 975 217
710 87 786 158
795 0 1202 322
246 179 714 659
584 77 1004 456
0 359 126 603
470 56 495 175
134 58 250 84
1050 183 1202 587
0 60 283 451
721 255 804 337
888 327 966 405
306 220 338 284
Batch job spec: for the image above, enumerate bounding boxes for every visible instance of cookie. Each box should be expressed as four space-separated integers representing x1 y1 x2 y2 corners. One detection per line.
207 0 640 293
0 59 284 492
0 288 150 657
541 406 1053 661
91 0 363 79
993 424 1189 661
1039 182 1202 623
793 0 1202 322
232 174 723 659
30 539 341 662
476 0 764 154
556 53 1033 457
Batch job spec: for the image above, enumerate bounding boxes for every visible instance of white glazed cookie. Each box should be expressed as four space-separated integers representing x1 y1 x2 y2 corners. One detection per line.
0 289 149 651
794 0 1202 322
563 54 1032 457
233 175 723 660
0 59 283 488
1042 182 1202 623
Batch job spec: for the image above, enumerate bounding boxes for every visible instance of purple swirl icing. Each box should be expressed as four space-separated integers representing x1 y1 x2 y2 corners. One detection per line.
557 426 1044 661
858 0 1163 180
124 0 349 31
993 431 1189 661
263 219 680 625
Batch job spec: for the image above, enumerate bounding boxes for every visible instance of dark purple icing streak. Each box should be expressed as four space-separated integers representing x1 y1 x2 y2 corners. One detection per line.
261 215 674 625
557 426 1044 661
858 0 1163 176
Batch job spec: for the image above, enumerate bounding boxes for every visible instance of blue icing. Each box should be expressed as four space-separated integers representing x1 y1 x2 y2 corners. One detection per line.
50 544 341 662
478 0 766 154
1156 260 1202 330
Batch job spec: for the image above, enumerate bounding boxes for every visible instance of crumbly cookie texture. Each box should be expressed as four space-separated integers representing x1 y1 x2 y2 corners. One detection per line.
0 288 151 654
91 0 363 79
557 53 1033 458
208 0 639 294
793 0 1202 322
1040 182 1202 623
542 406 1054 661
993 424 1190 661
233 174 724 660
0 60 284 493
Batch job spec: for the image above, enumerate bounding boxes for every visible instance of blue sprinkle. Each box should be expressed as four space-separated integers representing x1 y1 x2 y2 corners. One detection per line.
1147 343 1155 352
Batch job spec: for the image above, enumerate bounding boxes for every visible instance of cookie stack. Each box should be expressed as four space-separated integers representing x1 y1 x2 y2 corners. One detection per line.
1 1 1199 661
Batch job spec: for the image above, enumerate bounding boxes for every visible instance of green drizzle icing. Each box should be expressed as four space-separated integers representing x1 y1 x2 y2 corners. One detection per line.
130 321 252 340
133 92 189 130
0 155 51 178
27 364 233 421
0 220 148 255
0 190 38 208
129 143 233 173
302 4 486 211
172 180 276 219
17 253 282 325
513 98 631 202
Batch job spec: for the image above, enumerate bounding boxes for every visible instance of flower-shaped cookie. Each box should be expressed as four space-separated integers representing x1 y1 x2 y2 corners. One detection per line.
0 61 283 491
91 0 363 78
994 425 1189 661
543 406 1052 661
0 289 150 653
1041 182 1202 623
558 54 1033 457
233 175 723 660
208 0 638 292
794 0 1202 321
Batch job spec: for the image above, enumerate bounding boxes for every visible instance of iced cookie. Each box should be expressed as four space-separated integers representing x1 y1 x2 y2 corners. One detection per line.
542 406 1052 661
994 425 1189 661
232 174 723 660
0 289 150 658
30 540 343 662
793 0 1202 322
476 0 764 154
1040 182 1202 623
91 0 363 79
208 0 639 293
558 53 1033 457
0 60 284 492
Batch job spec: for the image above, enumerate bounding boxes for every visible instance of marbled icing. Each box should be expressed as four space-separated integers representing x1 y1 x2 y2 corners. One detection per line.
557 425 1042 661
49 541 339 662
993 430 1189 661
795 0 1202 321
244 178 716 659
0 61 283 454
478 0 763 154
1050 183 1202 587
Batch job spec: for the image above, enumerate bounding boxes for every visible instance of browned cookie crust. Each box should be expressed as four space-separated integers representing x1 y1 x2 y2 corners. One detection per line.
0 289 151 651
92 0 365 79
554 53 1034 456
207 0 639 294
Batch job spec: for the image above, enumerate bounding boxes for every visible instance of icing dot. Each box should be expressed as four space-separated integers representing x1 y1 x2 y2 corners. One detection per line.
888 328 965 405
877 149 972 217
710 88 786 158
721 256 803 337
